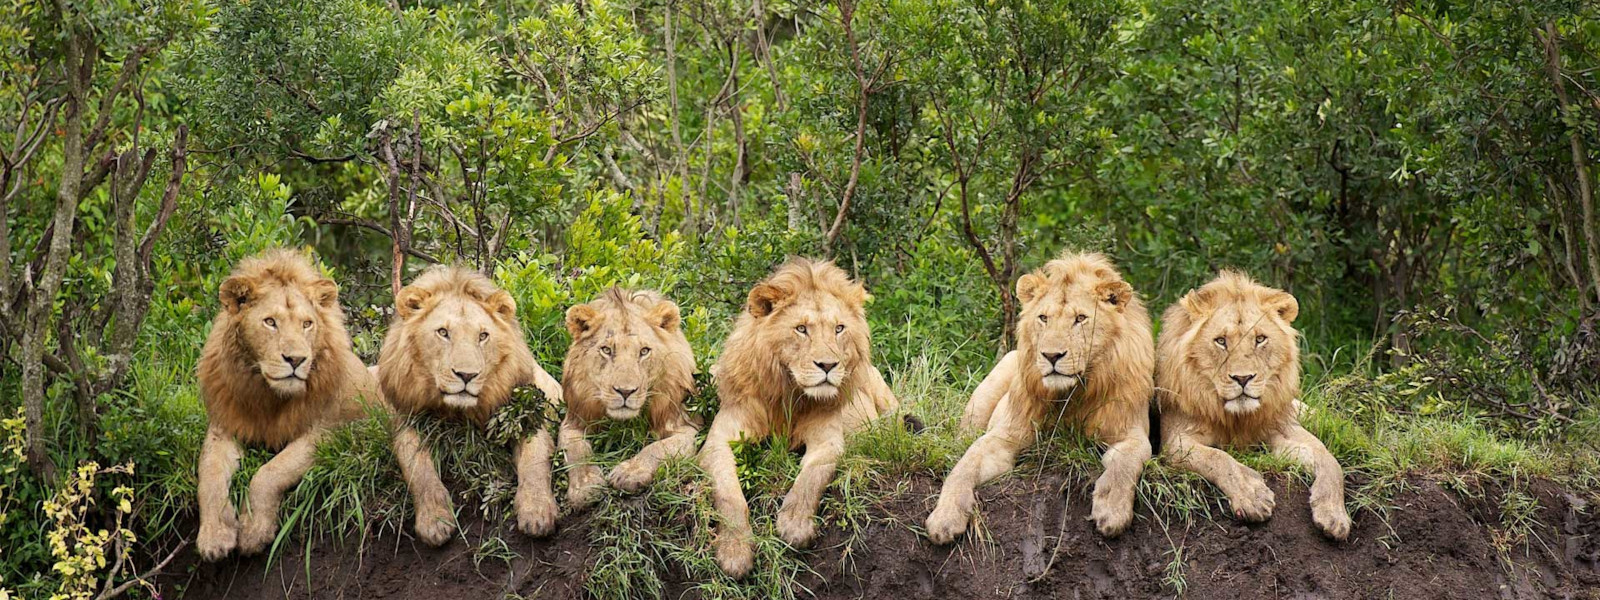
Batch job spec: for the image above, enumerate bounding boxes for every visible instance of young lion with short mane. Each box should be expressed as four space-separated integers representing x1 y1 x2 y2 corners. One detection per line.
378 266 565 545
926 252 1155 544
195 249 378 561
701 258 899 579
560 288 698 508
1157 271 1352 541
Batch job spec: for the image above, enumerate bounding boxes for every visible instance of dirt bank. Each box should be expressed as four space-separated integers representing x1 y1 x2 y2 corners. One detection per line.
155 473 1600 599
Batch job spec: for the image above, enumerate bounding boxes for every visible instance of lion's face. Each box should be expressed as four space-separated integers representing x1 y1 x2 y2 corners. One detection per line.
219 273 340 397
1178 284 1299 415
395 280 520 410
746 266 870 401
566 290 685 420
1014 262 1134 395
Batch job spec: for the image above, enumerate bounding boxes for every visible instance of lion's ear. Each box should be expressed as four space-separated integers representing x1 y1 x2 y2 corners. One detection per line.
1016 273 1046 305
309 278 339 310
219 276 256 314
1178 286 1218 319
566 304 600 339
1096 280 1134 311
1264 290 1299 323
648 300 682 332
395 286 432 320
486 290 517 321
747 283 790 318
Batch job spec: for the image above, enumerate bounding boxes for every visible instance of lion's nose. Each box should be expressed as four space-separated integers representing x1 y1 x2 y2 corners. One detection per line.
1230 373 1256 387
282 354 307 369
814 361 838 374
454 370 479 384
1041 352 1064 366
614 387 638 401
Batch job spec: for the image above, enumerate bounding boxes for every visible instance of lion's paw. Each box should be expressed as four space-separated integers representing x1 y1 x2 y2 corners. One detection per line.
1312 501 1352 542
606 459 655 494
776 504 818 549
414 503 457 546
1089 499 1134 538
236 512 279 556
713 533 755 580
566 467 605 509
196 516 239 562
925 499 972 545
1229 475 1276 523
516 492 558 538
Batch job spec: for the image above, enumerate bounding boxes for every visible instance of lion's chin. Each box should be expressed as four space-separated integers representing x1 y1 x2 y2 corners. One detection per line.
606 407 642 420
442 393 478 408
1222 396 1261 415
802 383 840 400
1040 373 1081 393
266 377 306 397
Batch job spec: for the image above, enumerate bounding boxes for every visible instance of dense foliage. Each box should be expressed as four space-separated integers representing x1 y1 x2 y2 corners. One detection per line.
1 0 1597 597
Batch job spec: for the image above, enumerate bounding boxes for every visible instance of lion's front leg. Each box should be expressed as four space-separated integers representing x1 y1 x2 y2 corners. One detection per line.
776 425 844 549
558 416 604 510
238 429 324 555
959 351 1018 432
197 426 243 561
698 407 759 579
609 422 697 494
1270 424 1351 541
1162 429 1275 523
514 427 559 537
926 403 1033 545
1089 429 1151 538
393 424 456 546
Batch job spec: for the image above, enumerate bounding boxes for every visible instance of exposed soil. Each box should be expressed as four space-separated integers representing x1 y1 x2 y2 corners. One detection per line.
156 473 1600 599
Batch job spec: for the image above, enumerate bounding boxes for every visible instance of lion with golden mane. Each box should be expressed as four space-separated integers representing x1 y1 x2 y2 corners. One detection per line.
377 266 565 545
926 252 1155 543
559 288 698 507
195 249 378 561
700 258 899 579
1156 271 1351 540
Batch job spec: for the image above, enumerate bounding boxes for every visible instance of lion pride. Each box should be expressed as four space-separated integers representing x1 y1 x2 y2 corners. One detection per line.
195 249 378 561
700 258 899 579
1157 271 1351 540
377 266 565 545
926 252 1155 543
559 288 698 507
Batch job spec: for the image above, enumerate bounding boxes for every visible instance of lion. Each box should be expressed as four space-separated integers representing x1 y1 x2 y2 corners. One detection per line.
559 288 698 508
195 249 379 561
376 265 565 545
1156 271 1351 540
925 252 1155 544
700 258 899 579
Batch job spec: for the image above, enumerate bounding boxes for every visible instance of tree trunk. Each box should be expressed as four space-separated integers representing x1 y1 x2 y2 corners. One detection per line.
1541 21 1600 307
786 172 804 230
21 24 93 480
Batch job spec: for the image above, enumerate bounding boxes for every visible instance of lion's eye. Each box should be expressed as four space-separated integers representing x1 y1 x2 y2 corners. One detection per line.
479 331 490 343
1214 336 1227 348
796 325 808 335
437 328 449 339
1038 314 1049 324
601 346 613 357
835 324 845 334
1075 314 1088 325
640 347 652 357
1255 334 1267 346
302 320 313 329
264 317 277 328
